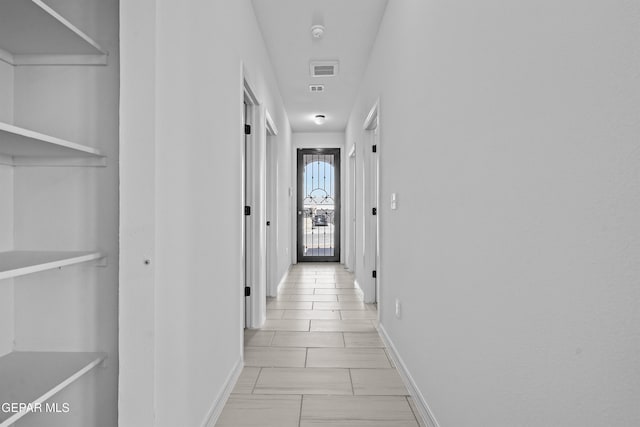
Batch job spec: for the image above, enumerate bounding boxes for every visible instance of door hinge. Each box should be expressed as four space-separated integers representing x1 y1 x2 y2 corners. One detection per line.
372 207 377 215
372 270 377 278
244 124 251 135
244 206 251 215
245 286 251 297
372 144 377 153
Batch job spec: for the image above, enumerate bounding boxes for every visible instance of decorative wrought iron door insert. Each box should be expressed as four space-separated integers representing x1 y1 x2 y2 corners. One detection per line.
297 148 341 262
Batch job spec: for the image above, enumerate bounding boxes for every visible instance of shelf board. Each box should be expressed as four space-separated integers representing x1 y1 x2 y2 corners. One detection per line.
0 122 106 167
0 351 105 426
0 251 105 280
0 0 107 66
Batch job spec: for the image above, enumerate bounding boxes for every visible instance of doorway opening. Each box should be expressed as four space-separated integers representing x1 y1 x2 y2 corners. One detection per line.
347 144 356 272
242 99 253 328
265 112 278 297
242 77 262 329
242 75 274 330
363 101 380 304
296 148 341 262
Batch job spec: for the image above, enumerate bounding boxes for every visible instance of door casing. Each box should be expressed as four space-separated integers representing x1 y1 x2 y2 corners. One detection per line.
363 101 380 306
296 148 341 263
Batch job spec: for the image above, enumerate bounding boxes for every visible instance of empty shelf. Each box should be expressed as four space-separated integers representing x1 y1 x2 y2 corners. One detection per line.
0 351 105 426
0 122 106 167
0 0 107 66
0 251 105 280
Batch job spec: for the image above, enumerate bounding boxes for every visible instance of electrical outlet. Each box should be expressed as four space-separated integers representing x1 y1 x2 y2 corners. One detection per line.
395 298 401 319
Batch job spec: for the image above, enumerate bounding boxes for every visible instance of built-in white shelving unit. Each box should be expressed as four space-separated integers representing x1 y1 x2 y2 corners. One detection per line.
0 251 105 281
0 2 113 424
0 0 107 66
0 122 106 167
0 352 106 427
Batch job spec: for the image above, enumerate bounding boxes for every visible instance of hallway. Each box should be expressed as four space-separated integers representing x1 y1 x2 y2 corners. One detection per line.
115 1 640 425
216 263 423 427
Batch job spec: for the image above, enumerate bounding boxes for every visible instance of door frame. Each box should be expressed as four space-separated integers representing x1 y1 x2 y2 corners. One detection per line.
265 110 278 297
242 80 257 330
296 147 341 262
347 143 357 272
363 100 380 305
242 74 267 330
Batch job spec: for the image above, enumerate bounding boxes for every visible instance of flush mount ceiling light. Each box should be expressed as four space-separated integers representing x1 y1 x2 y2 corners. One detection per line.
311 24 325 39
314 114 326 125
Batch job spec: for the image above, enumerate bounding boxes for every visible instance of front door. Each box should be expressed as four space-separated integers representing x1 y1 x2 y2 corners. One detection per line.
297 148 341 262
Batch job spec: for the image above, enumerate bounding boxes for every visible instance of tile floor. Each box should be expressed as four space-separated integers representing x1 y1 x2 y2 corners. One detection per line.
216 263 425 427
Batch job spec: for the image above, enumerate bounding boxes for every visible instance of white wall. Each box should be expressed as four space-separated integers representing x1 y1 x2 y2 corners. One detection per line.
267 126 294 296
0 62 13 123
119 0 292 425
0 61 14 357
293 132 345 150
0 162 13 357
118 0 156 425
347 1 640 426
276 126 294 285
292 132 345 265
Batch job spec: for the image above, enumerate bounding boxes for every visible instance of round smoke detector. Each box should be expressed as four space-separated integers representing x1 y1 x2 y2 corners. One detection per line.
311 25 325 39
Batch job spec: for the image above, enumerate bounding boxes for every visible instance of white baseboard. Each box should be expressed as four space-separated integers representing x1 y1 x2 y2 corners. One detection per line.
201 357 243 427
275 265 292 295
353 279 364 298
377 324 440 427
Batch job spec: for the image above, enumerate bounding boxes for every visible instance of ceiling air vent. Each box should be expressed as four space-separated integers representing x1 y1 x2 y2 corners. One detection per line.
309 84 325 93
310 61 339 77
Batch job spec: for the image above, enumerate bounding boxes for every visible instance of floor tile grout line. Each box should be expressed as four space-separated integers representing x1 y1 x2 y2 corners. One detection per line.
383 348 394 367
349 393 414 397
348 367 355 395
298 394 304 427
250 367 262 394
269 331 276 346
406 395 423 427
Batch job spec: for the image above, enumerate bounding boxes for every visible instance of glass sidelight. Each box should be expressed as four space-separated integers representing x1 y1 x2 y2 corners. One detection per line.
297 148 341 262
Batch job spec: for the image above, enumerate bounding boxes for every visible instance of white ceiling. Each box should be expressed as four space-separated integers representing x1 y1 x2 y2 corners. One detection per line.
252 0 389 132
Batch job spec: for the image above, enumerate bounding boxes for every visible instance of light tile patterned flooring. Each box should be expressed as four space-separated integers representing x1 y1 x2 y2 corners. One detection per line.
216 263 425 427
